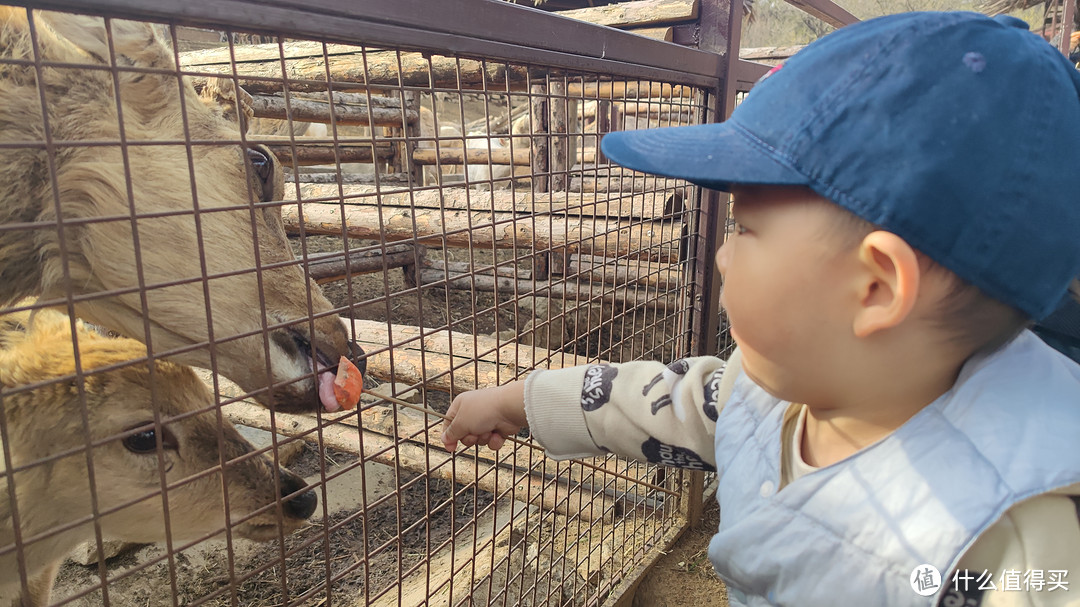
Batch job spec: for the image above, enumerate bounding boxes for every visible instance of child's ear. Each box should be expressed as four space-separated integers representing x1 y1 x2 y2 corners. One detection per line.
852 231 920 337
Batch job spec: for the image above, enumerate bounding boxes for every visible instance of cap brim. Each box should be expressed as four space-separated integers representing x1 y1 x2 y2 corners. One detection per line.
599 122 809 191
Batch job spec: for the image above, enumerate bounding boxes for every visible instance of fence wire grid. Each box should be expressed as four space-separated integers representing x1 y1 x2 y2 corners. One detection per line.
0 1 729 605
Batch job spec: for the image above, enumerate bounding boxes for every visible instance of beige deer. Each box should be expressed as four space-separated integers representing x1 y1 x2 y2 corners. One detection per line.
0 305 318 606
0 7 363 413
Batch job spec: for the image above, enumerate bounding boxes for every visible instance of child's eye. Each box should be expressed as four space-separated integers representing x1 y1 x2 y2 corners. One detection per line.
733 222 748 235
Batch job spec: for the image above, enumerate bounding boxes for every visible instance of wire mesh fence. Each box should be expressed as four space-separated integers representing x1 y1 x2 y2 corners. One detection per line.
0 1 728 604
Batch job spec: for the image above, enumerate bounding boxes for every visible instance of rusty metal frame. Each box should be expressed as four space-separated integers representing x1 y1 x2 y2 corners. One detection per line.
8 0 724 88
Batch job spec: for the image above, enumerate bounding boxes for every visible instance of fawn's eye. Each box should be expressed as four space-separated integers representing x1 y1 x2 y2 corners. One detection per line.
123 423 178 454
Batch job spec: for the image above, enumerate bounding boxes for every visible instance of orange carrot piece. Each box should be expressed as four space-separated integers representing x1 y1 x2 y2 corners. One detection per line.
333 355 363 410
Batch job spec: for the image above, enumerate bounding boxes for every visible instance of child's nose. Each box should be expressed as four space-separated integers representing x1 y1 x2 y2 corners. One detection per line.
715 238 731 276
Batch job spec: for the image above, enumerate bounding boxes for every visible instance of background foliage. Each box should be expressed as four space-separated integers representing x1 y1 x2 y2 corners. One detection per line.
741 0 1047 47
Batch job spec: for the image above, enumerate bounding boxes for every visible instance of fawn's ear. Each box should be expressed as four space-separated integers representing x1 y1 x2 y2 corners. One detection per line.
852 230 920 338
200 77 254 134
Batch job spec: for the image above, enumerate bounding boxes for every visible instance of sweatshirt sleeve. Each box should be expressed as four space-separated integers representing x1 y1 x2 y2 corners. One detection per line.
523 348 742 471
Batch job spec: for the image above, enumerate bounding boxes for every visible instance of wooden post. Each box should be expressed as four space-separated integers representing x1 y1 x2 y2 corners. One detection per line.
401 91 423 185
529 83 549 193
549 79 569 192
594 99 611 166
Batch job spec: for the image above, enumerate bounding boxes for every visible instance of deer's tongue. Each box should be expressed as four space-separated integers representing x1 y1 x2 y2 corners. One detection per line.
318 370 340 412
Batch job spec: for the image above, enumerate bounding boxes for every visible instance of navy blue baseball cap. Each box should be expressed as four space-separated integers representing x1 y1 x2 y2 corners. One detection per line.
601 11 1080 320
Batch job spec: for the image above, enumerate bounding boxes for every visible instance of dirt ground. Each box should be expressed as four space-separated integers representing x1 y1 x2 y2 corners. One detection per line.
633 499 728 607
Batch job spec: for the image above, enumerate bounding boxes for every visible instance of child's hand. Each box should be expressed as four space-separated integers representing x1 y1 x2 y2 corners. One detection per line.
441 381 527 451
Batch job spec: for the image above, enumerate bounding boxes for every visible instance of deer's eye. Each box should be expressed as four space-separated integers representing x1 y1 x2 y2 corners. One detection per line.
123 423 178 454
246 147 272 182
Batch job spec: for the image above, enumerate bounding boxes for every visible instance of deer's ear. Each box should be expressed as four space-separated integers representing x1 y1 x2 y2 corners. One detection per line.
200 77 254 135
37 10 182 107
34 11 114 62
37 11 169 65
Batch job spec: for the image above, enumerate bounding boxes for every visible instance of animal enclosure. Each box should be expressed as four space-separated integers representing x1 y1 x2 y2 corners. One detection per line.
0 0 739 605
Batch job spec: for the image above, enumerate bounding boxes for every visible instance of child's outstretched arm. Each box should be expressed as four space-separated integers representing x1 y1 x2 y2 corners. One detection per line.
441 381 527 451
442 348 741 470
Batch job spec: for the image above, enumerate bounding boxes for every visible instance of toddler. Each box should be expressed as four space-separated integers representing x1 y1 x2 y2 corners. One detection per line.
442 11 1080 606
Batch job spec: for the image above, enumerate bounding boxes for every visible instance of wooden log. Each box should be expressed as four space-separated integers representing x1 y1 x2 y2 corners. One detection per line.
223 403 612 522
426 257 529 281
577 147 597 165
386 502 524 607
248 94 418 127
411 147 531 167
343 318 596 392
334 403 643 504
619 98 697 118
303 243 420 283
625 26 675 41
570 174 687 193
739 44 805 63
557 0 699 28
175 26 225 51
415 267 680 311
267 142 395 166
784 0 859 29
294 184 686 219
565 81 694 99
286 171 411 185
181 43 532 92
293 90 404 108
282 203 682 261
464 102 529 135
552 253 684 290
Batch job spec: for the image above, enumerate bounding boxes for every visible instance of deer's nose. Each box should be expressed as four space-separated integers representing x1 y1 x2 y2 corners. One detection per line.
279 471 318 520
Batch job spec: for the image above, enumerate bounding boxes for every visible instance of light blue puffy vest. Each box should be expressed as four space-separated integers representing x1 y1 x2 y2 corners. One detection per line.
708 330 1080 606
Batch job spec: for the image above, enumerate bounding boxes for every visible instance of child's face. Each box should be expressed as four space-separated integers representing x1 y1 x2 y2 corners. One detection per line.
715 186 860 403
